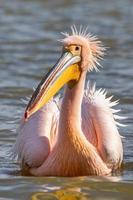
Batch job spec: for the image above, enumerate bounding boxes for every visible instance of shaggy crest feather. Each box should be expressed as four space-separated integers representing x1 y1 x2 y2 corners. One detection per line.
60 25 105 72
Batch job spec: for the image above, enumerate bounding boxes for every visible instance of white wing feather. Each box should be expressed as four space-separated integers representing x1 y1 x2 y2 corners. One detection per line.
13 100 59 168
82 83 124 169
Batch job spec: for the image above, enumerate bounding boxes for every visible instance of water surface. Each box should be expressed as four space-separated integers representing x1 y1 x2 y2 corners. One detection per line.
0 0 133 199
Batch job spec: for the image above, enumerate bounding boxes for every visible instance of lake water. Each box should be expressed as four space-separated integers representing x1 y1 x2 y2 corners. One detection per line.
0 0 133 199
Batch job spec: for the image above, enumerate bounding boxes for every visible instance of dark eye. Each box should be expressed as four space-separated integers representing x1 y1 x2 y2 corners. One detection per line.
75 46 79 51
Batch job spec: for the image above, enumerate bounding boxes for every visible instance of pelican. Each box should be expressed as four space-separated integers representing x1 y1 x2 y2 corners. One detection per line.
13 26 124 176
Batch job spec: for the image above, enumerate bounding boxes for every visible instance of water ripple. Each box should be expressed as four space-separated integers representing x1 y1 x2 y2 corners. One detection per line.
0 0 133 199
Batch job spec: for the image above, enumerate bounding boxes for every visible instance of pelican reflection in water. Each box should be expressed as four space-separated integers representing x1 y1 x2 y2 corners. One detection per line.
13 26 125 176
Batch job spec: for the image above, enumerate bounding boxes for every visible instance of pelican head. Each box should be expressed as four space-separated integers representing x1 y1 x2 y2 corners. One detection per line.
24 26 105 120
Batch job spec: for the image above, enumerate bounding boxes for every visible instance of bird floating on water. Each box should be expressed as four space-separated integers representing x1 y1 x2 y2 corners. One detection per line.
13 26 125 176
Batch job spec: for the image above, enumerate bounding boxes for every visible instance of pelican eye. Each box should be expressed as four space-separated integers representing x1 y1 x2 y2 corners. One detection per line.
75 46 79 51
68 45 81 56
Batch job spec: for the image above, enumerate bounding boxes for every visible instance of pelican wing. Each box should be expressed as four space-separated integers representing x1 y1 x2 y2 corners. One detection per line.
81 83 124 169
13 100 59 168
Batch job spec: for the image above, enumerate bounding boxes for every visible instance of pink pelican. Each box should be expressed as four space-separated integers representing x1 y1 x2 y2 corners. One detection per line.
13 26 124 176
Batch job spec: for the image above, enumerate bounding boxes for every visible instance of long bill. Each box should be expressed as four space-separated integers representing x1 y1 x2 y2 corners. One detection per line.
24 52 81 121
